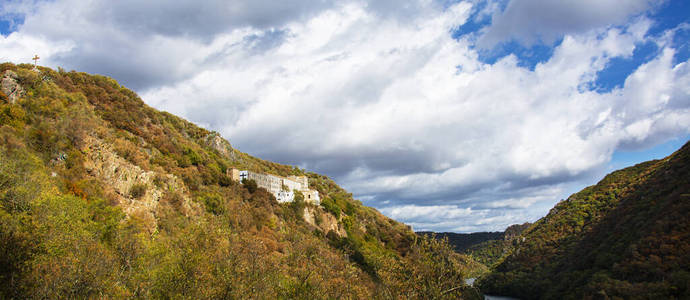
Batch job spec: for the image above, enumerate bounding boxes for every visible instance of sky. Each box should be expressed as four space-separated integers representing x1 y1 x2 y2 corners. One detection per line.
1 0 688 232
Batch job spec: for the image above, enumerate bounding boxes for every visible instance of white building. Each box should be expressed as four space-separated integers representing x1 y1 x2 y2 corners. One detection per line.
276 190 294 203
229 169 320 205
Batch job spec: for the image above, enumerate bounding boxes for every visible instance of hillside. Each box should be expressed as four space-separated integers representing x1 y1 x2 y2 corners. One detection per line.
464 223 532 267
417 231 503 253
420 223 531 269
0 63 481 299
477 142 690 299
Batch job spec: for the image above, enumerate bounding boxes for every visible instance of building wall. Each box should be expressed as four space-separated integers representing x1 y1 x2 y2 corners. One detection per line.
232 169 320 205
229 168 241 181
282 178 303 192
276 190 294 203
287 175 309 188
302 190 320 205
248 172 283 195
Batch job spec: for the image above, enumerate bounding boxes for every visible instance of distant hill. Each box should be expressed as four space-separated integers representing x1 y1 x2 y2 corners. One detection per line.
417 231 504 252
420 222 532 268
0 63 481 299
477 141 690 299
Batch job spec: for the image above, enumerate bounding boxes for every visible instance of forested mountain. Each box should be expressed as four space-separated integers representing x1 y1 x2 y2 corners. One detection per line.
417 231 503 253
0 63 481 299
477 141 690 299
419 222 532 268
463 223 532 268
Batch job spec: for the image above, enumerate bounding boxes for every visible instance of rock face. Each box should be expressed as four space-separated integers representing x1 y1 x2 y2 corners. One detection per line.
82 136 197 231
203 132 235 160
303 206 347 237
503 222 531 241
1 70 24 104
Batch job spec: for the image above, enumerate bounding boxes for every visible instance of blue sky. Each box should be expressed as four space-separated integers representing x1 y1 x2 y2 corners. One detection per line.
456 0 690 201
0 20 11 35
610 133 689 170
1 0 688 232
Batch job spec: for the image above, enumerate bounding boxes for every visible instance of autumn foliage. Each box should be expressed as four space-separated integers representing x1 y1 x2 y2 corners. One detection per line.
478 142 690 299
0 62 480 299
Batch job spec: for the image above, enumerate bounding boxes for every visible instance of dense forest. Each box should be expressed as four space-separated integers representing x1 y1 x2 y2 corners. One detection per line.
477 141 690 299
0 63 482 299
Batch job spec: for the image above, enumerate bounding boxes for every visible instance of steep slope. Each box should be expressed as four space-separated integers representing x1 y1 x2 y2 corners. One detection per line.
0 63 480 299
477 142 690 299
463 223 532 267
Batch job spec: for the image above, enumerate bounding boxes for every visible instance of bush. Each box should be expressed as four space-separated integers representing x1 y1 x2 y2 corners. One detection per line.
320 197 340 218
294 190 304 203
345 201 356 216
218 174 232 187
242 179 258 193
0 104 26 129
183 147 202 166
199 192 224 215
129 183 147 199
287 191 306 222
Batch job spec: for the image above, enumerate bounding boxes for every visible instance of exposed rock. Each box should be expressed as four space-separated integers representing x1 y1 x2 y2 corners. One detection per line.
303 206 347 238
203 132 236 161
303 207 316 225
323 212 347 237
504 222 532 241
1 70 24 104
82 136 198 231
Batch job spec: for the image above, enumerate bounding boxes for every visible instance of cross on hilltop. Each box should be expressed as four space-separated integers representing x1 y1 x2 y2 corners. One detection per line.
32 55 40 66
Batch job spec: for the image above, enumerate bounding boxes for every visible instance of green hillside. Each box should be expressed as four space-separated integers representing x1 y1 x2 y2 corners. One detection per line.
0 63 481 299
477 141 690 299
463 223 532 268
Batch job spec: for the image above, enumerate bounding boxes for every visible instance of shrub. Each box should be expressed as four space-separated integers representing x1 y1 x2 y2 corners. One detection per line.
320 197 340 218
152 174 165 188
129 183 147 199
242 179 258 193
294 190 304 203
183 147 202 166
0 104 25 129
218 175 232 187
345 201 356 216
199 192 224 215
288 192 306 222
161 191 184 211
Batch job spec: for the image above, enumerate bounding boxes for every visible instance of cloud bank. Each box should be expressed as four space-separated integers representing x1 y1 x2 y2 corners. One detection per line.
1 0 688 232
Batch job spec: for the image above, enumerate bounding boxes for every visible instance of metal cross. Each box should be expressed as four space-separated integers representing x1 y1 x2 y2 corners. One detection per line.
32 55 40 66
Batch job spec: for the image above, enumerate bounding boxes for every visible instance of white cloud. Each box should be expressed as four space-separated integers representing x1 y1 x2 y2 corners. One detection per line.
0 0 341 89
381 201 544 232
616 48 690 149
0 31 73 62
1 0 688 232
